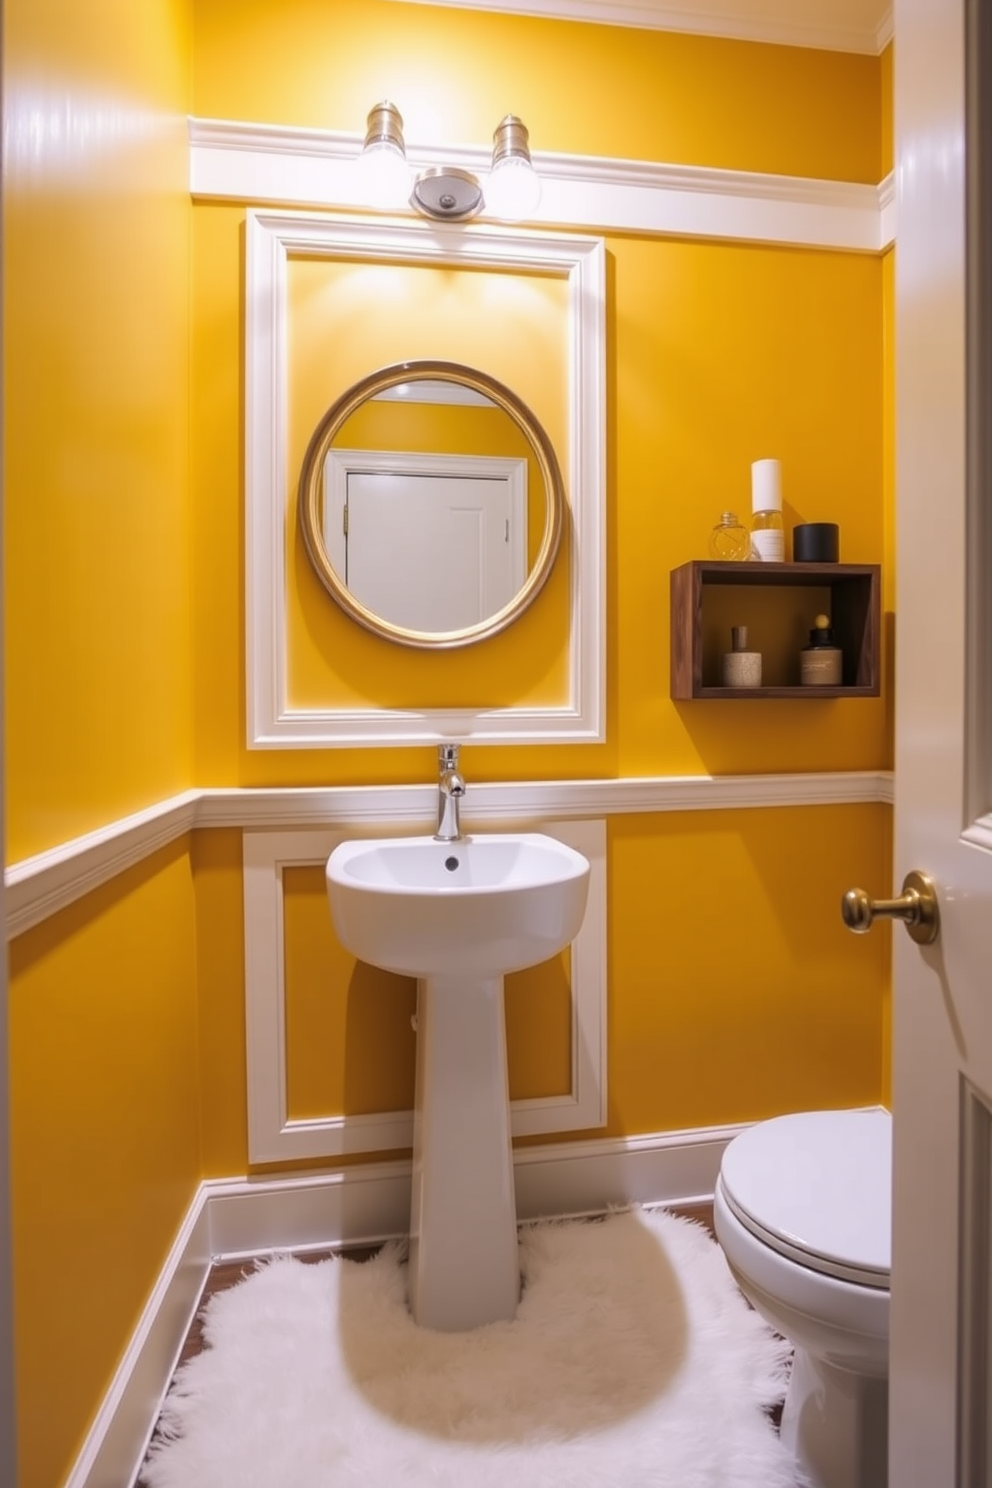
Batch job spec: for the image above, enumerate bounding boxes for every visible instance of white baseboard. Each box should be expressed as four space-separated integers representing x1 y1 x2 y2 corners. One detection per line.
513 1125 738 1218
64 1190 214 1488
66 1121 742 1488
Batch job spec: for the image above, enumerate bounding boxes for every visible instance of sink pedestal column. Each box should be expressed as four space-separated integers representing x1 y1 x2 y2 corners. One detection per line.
408 974 520 1331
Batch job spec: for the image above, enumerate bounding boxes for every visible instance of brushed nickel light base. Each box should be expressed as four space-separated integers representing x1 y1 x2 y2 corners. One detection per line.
411 167 483 221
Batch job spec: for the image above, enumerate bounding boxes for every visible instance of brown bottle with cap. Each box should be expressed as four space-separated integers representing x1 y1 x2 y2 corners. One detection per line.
800 614 843 685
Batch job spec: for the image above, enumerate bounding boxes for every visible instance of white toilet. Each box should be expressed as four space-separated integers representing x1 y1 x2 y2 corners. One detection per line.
714 1109 891 1488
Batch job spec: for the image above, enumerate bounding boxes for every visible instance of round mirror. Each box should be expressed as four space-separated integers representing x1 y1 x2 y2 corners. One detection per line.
298 360 565 649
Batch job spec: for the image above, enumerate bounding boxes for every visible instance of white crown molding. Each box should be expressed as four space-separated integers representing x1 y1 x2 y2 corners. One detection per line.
191 117 892 252
64 1119 751 1488
242 820 607 1163
243 209 607 747
6 772 894 940
379 0 894 55
876 7 894 49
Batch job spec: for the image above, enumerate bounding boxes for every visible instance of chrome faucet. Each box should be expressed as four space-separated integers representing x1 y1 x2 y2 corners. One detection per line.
434 744 466 842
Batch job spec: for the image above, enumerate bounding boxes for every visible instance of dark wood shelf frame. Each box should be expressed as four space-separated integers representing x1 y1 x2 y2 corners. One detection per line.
670 560 881 700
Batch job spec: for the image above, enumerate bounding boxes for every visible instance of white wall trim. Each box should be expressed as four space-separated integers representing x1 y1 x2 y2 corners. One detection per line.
242 819 608 1161
879 169 896 250
379 0 894 56
192 118 893 252
4 791 201 938
244 210 607 747
66 1120 748 1488
876 7 895 51
5 772 894 939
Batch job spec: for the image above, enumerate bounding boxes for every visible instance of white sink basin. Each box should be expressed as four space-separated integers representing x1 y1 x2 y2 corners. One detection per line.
326 831 590 979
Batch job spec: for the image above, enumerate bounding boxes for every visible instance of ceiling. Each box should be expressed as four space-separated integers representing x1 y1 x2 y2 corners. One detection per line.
385 0 894 54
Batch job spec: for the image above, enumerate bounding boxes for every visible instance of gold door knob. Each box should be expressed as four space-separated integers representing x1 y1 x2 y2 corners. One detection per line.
841 869 939 945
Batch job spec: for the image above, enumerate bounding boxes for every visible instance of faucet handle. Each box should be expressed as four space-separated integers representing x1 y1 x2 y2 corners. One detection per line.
438 743 460 768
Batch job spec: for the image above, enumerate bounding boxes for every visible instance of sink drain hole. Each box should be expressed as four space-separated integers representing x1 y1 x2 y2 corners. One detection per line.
444 856 460 871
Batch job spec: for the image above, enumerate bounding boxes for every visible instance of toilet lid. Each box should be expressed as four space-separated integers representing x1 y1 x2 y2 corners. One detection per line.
719 1110 891 1288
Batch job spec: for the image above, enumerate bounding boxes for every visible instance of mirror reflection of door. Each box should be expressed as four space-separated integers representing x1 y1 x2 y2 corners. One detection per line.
324 450 527 632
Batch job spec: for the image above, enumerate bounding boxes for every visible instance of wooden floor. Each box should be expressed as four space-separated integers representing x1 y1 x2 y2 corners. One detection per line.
173 1242 382 1369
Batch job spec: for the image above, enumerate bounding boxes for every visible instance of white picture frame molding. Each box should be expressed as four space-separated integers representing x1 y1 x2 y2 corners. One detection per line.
244 209 607 748
242 817 607 1163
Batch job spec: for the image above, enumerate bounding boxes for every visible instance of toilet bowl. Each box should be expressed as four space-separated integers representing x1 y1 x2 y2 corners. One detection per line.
714 1109 891 1488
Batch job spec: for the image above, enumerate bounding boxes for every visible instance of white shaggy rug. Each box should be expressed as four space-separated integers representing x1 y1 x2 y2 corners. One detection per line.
142 1207 797 1488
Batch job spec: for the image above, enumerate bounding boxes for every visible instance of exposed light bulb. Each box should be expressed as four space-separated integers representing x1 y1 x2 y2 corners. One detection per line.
485 157 542 220
357 100 411 210
485 114 541 221
357 141 411 209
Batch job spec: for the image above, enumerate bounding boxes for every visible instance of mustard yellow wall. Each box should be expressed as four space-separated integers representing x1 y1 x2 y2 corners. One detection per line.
8 844 200 1488
4 0 195 863
606 806 889 1133
3 0 197 1483
192 829 250 1177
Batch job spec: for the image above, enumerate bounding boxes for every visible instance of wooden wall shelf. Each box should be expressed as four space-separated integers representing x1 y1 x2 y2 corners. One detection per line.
670 561 881 700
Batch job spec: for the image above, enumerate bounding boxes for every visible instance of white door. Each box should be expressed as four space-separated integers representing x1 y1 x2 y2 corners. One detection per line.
344 471 523 632
322 448 527 634
890 0 992 1481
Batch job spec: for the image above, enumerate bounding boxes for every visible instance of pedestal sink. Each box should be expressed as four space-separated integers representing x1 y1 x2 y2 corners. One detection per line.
326 832 590 1332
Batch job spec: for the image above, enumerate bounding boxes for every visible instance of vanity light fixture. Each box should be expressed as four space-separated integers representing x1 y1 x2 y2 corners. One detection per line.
356 102 542 222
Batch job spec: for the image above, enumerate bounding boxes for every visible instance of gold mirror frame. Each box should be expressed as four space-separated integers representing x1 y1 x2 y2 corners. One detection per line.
298 359 566 650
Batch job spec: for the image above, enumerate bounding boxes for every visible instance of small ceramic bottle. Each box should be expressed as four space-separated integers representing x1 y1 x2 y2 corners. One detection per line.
722 625 762 687
801 614 843 685
709 512 751 561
